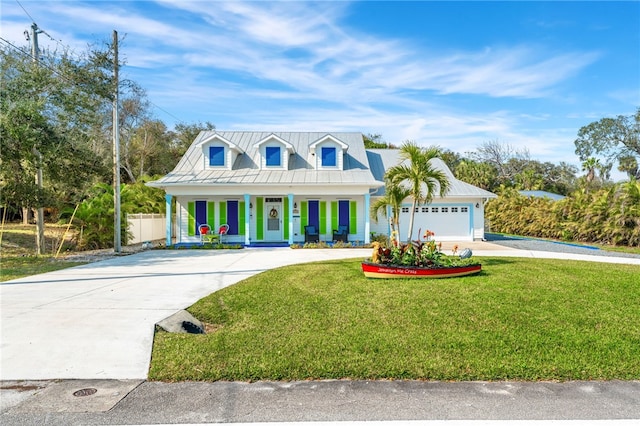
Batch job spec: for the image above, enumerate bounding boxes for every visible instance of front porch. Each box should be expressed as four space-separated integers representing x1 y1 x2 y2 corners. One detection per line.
163 192 372 247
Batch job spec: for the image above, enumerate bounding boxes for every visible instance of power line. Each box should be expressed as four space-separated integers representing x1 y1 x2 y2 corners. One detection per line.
2 20 187 126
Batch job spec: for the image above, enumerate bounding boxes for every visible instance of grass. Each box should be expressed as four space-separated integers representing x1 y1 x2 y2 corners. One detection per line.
149 257 640 382
0 223 86 282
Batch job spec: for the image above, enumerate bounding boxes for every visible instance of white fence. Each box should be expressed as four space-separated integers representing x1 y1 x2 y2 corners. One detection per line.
127 213 167 245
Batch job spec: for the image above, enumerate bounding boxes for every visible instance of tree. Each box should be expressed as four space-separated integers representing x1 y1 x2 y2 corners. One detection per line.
1 42 111 253
469 140 529 185
385 142 450 243
574 108 640 180
370 180 411 245
169 121 216 162
455 160 498 191
363 133 390 149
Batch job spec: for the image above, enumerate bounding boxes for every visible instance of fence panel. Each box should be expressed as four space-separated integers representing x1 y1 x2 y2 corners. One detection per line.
127 213 168 245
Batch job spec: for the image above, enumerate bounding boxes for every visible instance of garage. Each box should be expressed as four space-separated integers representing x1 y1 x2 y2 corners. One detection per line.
398 204 472 242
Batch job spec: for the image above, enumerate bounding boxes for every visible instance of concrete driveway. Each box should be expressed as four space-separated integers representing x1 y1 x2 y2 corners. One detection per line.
0 248 372 380
2 244 639 381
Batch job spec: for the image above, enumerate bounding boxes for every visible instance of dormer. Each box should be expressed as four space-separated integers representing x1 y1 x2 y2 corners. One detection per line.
254 134 295 170
200 133 244 170
309 135 349 170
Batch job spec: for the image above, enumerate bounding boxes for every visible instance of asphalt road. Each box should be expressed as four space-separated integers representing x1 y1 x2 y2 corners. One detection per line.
2 379 640 425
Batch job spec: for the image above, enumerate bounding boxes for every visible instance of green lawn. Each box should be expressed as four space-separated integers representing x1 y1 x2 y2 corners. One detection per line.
149 257 640 382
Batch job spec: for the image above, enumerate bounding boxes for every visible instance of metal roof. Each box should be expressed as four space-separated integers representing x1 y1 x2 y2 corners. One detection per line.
149 131 383 188
148 133 496 199
366 149 497 199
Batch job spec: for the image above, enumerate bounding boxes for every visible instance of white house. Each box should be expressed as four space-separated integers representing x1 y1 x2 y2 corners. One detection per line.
147 131 496 246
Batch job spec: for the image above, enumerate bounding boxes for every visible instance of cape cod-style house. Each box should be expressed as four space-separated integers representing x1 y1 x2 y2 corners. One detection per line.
147 131 496 246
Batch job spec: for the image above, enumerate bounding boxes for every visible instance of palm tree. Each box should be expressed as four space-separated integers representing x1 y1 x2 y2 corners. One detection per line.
581 157 601 187
370 180 411 245
385 142 450 243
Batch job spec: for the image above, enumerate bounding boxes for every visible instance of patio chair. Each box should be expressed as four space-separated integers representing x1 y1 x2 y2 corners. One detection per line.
218 224 229 244
332 225 348 242
198 224 212 244
304 225 319 243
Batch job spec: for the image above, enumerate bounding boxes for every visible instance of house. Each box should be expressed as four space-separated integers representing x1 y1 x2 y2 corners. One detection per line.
147 131 496 246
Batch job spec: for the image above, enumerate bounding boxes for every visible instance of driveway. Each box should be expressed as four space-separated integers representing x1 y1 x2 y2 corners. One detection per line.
0 248 370 380
2 245 639 381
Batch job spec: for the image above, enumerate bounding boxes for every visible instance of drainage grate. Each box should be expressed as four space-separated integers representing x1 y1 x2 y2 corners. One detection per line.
73 388 97 397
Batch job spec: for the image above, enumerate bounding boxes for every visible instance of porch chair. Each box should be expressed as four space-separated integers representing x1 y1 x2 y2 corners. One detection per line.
304 225 319 243
218 224 229 244
199 224 215 244
332 225 348 243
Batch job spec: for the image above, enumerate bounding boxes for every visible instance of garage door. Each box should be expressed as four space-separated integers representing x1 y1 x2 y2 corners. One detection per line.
398 205 471 241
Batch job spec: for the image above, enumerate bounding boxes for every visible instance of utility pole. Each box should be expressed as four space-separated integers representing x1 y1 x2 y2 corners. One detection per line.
113 30 122 253
30 22 45 255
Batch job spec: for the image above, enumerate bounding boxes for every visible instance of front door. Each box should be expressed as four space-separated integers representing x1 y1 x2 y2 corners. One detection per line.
264 198 282 241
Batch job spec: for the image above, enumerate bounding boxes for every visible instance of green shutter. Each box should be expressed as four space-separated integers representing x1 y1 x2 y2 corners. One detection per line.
283 197 289 240
300 201 308 234
319 201 327 234
219 202 227 225
207 202 215 228
350 201 357 234
256 197 264 240
239 202 246 235
331 201 338 231
187 201 195 236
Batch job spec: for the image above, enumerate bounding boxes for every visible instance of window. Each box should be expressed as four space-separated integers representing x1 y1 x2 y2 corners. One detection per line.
431 207 439 213
401 207 409 213
265 146 281 166
461 207 468 213
321 147 336 167
209 146 225 166
442 207 449 213
451 207 458 213
415 207 419 213
421 207 429 213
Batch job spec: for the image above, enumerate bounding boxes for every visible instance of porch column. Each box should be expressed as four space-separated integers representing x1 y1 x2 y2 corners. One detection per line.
244 193 251 246
287 193 294 245
364 192 371 244
164 194 173 247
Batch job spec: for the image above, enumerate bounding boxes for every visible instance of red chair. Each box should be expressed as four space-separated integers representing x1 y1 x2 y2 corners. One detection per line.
218 224 229 243
199 224 211 244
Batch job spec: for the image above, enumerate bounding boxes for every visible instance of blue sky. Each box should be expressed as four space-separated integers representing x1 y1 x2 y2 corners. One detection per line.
2 1 639 175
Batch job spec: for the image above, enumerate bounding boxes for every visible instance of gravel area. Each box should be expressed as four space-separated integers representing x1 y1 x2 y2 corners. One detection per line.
485 233 640 259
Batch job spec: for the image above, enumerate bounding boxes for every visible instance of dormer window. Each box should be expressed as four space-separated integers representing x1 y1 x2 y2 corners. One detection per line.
209 146 225 166
309 135 349 170
321 147 336 167
265 146 281 167
254 134 294 170
200 133 244 171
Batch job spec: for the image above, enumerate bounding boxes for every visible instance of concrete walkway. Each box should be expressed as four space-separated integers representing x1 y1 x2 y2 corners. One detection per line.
2 244 639 381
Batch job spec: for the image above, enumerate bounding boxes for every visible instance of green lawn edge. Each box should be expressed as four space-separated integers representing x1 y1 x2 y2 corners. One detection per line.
149 257 640 382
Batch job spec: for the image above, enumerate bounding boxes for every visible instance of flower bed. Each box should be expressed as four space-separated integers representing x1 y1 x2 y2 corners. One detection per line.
363 231 481 279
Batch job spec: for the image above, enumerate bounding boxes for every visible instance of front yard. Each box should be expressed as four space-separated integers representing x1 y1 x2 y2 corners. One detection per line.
149 257 640 382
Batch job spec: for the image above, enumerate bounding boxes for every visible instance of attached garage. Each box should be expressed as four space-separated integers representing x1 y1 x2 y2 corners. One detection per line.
367 150 497 242
398 204 472 241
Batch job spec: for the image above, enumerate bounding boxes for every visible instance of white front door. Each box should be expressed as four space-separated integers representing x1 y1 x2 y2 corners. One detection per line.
264 199 283 241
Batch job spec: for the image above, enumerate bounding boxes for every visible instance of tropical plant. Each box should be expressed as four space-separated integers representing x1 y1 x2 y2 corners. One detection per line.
486 180 640 247
385 142 450 243
66 180 165 250
370 180 411 246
